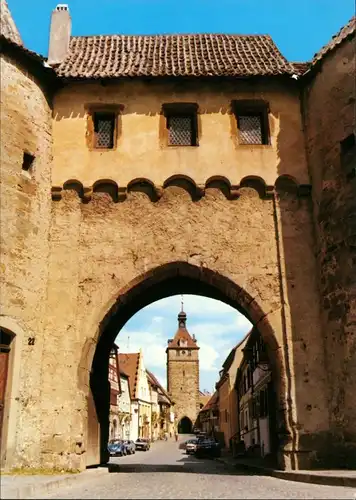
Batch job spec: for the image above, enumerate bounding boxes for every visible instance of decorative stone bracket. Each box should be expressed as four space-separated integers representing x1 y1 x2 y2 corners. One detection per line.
51 175 311 203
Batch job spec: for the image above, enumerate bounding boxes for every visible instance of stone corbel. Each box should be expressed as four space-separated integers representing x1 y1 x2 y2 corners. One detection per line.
196 184 205 199
265 185 275 199
117 187 127 202
51 186 63 201
229 186 240 200
83 187 93 203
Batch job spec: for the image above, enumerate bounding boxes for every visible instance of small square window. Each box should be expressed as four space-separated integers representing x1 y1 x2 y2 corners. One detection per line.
22 152 35 172
168 115 196 146
233 101 270 145
93 112 116 149
163 103 198 147
238 114 264 145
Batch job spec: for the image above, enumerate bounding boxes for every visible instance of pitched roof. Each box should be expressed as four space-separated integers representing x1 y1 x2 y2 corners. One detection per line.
146 369 172 404
167 324 198 349
312 16 355 66
118 353 140 399
55 33 298 79
201 391 219 412
0 0 23 46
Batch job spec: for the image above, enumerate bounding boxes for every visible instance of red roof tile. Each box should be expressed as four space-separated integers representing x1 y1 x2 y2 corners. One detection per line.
56 33 297 79
118 353 140 399
201 391 219 411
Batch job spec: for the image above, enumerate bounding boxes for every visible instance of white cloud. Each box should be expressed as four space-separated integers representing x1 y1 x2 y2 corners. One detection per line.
116 295 252 393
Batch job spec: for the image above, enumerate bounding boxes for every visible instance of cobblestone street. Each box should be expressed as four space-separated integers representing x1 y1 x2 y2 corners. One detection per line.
42 438 356 499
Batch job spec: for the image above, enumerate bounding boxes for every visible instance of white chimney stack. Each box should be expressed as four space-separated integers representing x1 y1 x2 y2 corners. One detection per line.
48 4 71 65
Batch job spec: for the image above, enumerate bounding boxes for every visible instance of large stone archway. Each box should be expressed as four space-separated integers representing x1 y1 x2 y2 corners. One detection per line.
87 261 291 470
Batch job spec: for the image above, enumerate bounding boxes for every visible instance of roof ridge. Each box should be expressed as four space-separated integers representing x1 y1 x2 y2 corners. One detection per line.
312 16 355 65
70 33 273 39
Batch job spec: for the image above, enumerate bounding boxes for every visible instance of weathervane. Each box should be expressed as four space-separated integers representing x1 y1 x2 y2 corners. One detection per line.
181 294 184 312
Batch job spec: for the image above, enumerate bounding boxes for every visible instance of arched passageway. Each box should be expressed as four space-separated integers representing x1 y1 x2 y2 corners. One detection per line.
88 261 289 468
178 416 193 434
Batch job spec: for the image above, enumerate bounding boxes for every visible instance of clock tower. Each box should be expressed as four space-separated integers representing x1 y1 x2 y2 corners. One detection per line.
166 301 200 433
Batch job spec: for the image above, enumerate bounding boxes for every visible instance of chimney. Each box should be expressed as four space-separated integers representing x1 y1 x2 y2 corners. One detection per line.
47 4 71 65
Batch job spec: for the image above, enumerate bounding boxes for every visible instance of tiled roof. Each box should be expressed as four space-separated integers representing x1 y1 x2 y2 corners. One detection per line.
56 33 297 79
291 62 311 75
147 369 172 404
312 17 355 65
0 0 22 46
167 324 198 349
201 391 219 412
118 353 140 399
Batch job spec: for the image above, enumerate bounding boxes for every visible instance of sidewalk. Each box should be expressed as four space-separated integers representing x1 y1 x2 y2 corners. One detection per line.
216 454 356 488
1 467 108 499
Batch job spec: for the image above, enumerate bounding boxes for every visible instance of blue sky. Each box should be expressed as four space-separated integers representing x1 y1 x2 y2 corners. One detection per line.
9 0 354 61
116 295 252 393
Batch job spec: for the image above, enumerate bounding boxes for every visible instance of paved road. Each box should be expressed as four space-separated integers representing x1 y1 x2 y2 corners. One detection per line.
45 437 356 499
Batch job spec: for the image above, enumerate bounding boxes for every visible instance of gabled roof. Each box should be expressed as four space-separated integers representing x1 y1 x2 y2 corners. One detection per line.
55 33 298 80
167 325 198 349
1 0 23 46
312 16 355 66
201 391 219 412
118 353 140 399
146 369 172 404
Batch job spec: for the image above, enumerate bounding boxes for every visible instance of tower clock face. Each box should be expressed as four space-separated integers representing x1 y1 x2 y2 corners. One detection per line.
181 350 186 355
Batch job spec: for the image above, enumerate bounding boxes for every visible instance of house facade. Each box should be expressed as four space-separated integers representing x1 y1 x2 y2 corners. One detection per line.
236 328 274 459
118 370 131 440
108 345 121 440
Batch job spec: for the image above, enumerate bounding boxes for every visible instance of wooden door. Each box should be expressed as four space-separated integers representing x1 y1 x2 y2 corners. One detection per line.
0 350 10 442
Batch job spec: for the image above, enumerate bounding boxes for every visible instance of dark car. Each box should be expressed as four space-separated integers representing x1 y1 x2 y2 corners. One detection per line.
135 438 150 451
124 440 136 455
107 439 127 457
195 438 221 458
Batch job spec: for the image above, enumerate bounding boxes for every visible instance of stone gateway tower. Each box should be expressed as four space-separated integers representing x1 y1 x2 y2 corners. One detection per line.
166 306 200 433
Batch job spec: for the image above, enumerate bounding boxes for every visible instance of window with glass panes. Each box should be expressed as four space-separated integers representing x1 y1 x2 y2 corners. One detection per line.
167 114 197 146
93 112 116 149
233 101 269 145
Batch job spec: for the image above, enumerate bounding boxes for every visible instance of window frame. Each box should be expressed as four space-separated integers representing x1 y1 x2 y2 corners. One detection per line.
232 100 270 146
161 103 199 148
86 104 123 151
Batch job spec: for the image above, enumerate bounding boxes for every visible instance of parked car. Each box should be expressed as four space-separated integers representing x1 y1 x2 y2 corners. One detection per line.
107 439 127 457
195 438 221 458
124 440 136 455
135 438 150 451
185 438 199 455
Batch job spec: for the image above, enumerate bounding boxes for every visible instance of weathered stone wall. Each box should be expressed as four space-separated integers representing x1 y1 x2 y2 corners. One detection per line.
302 36 356 466
0 53 52 469
42 176 328 469
167 348 200 428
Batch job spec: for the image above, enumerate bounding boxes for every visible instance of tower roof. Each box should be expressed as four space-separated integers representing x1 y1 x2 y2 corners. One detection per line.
167 307 199 349
1 0 23 46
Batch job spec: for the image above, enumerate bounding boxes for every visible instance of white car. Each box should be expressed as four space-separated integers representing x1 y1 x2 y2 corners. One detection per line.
185 439 198 455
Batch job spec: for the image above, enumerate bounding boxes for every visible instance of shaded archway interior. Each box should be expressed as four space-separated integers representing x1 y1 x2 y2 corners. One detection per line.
178 416 193 434
90 262 286 465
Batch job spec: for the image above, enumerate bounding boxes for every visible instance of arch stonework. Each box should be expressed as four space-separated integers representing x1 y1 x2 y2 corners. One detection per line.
4 185 331 472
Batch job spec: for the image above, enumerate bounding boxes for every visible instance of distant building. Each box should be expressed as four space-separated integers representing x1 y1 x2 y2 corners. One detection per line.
215 333 249 450
147 369 175 439
108 345 121 440
235 328 274 459
118 368 131 440
166 307 200 434
119 350 152 441
197 391 219 435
